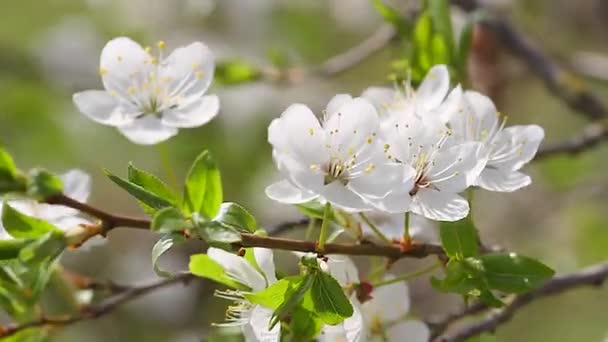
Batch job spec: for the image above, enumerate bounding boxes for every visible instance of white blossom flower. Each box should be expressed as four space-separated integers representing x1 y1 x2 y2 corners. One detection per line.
362 64 462 130
73 37 219 145
210 247 280 342
266 95 414 213
380 112 487 221
0 169 93 240
448 91 544 192
362 276 429 342
359 212 438 244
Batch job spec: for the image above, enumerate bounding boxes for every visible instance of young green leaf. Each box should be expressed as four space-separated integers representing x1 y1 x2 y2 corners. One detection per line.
0 239 31 260
18 231 66 264
480 253 555 293
439 215 480 260
105 169 173 212
189 253 249 290
309 272 354 325
370 0 411 35
215 59 261 85
244 275 303 310
0 147 17 178
269 274 315 329
427 0 454 60
289 306 324 340
213 202 257 233
151 207 189 233
455 17 474 78
128 163 178 205
27 169 63 200
195 221 241 248
1 202 62 239
183 150 223 219
152 234 185 277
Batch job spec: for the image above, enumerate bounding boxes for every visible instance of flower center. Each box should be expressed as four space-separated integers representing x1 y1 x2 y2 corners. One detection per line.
322 158 350 185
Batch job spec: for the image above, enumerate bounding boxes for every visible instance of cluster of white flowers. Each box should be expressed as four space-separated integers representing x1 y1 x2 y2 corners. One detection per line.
266 65 544 222
208 248 428 342
0 170 93 239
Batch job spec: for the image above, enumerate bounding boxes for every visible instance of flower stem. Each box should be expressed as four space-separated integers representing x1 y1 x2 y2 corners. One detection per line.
317 202 332 252
372 262 441 288
156 143 178 190
359 213 391 244
403 212 411 243
305 218 317 240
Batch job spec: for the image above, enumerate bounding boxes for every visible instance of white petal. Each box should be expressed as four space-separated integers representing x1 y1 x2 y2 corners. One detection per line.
207 248 267 291
386 320 430 342
462 91 499 140
429 142 487 193
326 94 353 116
117 116 178 145
416 65 450 112
361 87 396 112
100 37 151 96
265 180 318 204
61 169 91 202
321 182 371 212
411 190 469 221
476 168 531 192
355 167 415 214
363 276 410 322
161 41 215 98
324 97 379 156
325 255 359 286
492 125 544 170
253 248 277 285
432 84 462 124
321 297 364 342
348 161 408 200
73 90 134 126
162 94 219 128
271 104 326 165
242 306 280 342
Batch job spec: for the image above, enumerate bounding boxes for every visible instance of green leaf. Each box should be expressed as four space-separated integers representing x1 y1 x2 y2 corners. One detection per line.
152 234 185 277
183 150 223 219
195 221 241 248
0 239 31 260
455 17 474 78
189 253 249 290
270 274 315 329
244 276 303 310
1 202 62 239
439 215 480 260
427 0 454 59
480 254 555 293
412 12 433 79
27 168 63 200
18 231 66 264
215 59 261 85
105 169 173 213
214 202 257 233
128 163 178 205
370 0 411 35
151 207 189 233
309 272 353 325
289 306 324 340
0 147 17 178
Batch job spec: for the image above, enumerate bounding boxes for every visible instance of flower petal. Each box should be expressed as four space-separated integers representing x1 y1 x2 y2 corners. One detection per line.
411 190 469 221
324 97 379 158
416 64 450 112
162 94 219 128
61 169 91 203
253 248 277 285
386 320 430 342
429 142 487 193
271 104 326 165
325 255 359 286
476 168 531 192
117 116 178 145
491 125 544 170
363 275 410 322
73 90 134 126
321 297 364 342
361 86 396 112
207 247 267 291
242 305 280 342
321 182 371 212
265 180 318 204
326 94 353 116
161 41 215 98
431 84 462 124
100 37 151 96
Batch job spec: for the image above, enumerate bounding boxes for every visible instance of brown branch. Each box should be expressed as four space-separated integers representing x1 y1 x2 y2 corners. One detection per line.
0 273 195 338
535 122 608 160
433 262 608 342
428 302 489 339
453 0 608 121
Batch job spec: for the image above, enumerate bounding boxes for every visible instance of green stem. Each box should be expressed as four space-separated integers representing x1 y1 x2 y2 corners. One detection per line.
317 203 332 251
403 212 411 243
372 262 441 288
305 218 317 240
156 143 178 190
359 213 391 244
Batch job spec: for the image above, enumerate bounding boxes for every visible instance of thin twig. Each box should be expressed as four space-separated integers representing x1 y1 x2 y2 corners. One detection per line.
434 262 608 342
535 122 608 160
0 273 195 338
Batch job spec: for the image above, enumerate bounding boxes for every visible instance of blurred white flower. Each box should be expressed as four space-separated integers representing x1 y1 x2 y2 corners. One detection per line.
0 169 93 239
73 37 219 145
266 95 413 213
210 247 280 342
448 91 544 192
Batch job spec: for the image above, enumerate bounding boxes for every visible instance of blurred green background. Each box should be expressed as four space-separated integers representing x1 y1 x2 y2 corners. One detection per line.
1 0 607 341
